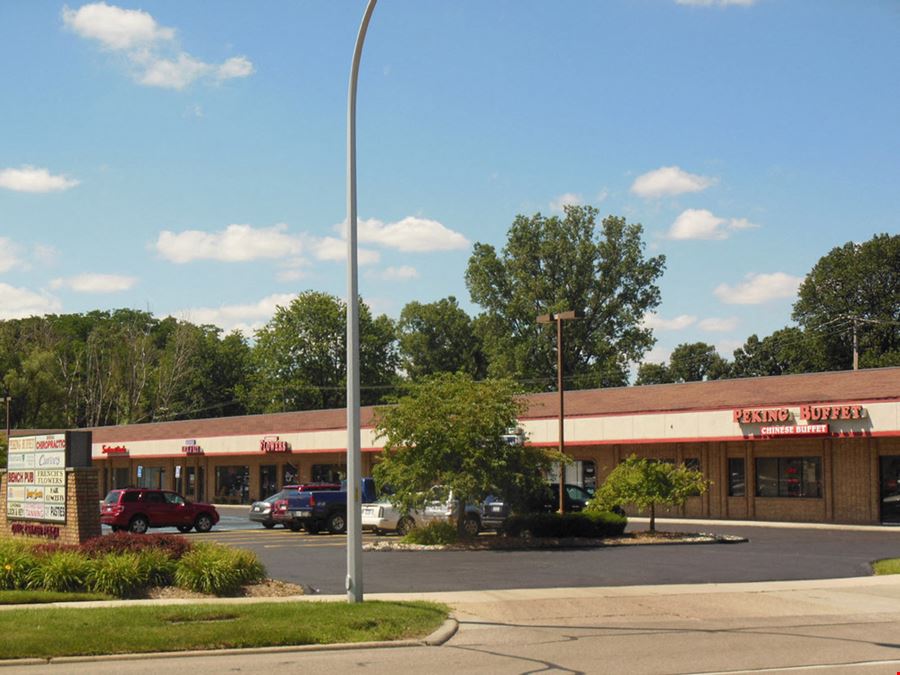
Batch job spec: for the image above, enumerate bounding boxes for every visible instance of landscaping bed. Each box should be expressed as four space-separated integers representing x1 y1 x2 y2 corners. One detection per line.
364 530 747 551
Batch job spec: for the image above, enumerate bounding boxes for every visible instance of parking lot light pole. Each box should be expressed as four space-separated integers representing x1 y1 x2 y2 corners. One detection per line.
346 0 377 604
537 310 584 513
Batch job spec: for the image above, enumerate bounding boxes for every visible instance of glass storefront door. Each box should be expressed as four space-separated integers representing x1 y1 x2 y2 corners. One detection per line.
880 456 900 523
260 465 277 500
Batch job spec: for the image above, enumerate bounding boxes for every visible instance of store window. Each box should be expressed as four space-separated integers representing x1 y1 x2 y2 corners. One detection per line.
215 465 250 504
113 467 130 489
312 463 345 483
728 458 746 497
137 466 165 490
755 457 821 498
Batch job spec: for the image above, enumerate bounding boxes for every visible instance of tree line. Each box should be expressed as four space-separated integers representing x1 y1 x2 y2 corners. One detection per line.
1 207 896 437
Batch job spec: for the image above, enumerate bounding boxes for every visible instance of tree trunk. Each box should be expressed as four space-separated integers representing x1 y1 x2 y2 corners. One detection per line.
649 503 656 533
456 496 467 538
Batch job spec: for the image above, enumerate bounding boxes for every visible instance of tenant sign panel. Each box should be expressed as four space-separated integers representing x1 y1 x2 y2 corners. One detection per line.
6 434 66 523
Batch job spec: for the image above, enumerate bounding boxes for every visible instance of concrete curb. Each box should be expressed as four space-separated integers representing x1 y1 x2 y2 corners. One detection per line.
0 617 459 667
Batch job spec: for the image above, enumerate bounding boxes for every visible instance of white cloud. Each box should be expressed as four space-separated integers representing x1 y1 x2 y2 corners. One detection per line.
0 238 23 273
381 266 419 281
311 236 380 265
550 193 583 212
667 209 760 240
642 345 673 365
174 293 296 337
698 316 739 332
0 283 61 320
668 209 727 240
0 166 79 193
156 223 302 263
714 272 802 305
50 273 136 293
62 2 174 50
355 217 469 252
676 0 756 6
631 166 716 198
642 312 697 331
139 53 210 90
63 2 253 90
216 56 254 81
595 188 610 203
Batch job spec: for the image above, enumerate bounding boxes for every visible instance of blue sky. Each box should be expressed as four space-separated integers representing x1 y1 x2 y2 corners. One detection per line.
1 0 898 366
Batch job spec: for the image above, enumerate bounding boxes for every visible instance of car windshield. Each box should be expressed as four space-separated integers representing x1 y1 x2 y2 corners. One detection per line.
103 491 122 505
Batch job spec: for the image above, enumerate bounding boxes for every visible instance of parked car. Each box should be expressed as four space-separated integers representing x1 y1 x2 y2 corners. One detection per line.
100 488 220 534
279 478 377 534
481 483 612 532
361 498 426 535
422 486 483 536
250 483 338 529
268 483 341 529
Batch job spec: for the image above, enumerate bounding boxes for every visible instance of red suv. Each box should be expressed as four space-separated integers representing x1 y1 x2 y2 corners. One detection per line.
100 488 220 534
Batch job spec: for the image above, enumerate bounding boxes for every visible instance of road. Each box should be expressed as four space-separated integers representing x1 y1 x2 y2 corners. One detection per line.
165 509 900 595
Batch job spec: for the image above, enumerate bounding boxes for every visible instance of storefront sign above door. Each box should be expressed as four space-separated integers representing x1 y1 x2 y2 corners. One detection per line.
101 444 128 455
760 424 830 437
259 436 291 453
181 439 203 454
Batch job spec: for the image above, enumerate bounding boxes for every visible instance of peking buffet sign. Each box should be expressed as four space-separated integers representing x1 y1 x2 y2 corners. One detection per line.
6 435 67 523
732 404 866 438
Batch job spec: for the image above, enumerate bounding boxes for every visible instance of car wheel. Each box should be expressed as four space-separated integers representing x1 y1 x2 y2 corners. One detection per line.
263 522 276 529
194 513 213 533
396 516 415 536
289 521 302 532
129 516 149 534
327 512 346 534
176 525 192 533
462 515 480 537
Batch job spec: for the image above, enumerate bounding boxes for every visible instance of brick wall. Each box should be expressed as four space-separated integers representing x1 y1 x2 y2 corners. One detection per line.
0 468 102 545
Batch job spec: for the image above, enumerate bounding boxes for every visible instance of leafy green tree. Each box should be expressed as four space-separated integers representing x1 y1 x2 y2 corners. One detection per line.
246 291 398 412
668 342 731 382
588 455 708 532
466 206 665 390
731 328 827 378
792 233 899 369
397 296 485 380
635 362 674 386
373 372 555 536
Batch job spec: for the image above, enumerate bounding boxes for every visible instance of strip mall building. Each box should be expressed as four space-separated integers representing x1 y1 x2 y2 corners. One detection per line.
87 367 900 525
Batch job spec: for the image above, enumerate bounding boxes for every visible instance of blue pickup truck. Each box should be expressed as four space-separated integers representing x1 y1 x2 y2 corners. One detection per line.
282 478 377 534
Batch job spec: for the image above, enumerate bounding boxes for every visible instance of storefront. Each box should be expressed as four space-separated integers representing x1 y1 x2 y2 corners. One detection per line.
88 367 900 523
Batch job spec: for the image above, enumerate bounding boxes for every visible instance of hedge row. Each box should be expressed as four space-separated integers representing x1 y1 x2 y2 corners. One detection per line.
501 511 627 538
0 536 265 598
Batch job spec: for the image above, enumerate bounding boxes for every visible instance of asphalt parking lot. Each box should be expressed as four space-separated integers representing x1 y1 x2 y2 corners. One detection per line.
151 506 900 595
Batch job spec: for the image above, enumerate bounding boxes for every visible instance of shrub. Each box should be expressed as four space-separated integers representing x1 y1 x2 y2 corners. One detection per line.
0 541 38 590
402 520 458 546
229 548 266 586
502 511 627 539
26 551 91 592
79 532 192 560
174 543 265 595
87 553 147 598
136 548 177 587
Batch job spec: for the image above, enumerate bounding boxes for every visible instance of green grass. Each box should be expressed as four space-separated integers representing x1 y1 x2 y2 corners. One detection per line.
0 590 112 605
872 558 900 575
0 601 449 659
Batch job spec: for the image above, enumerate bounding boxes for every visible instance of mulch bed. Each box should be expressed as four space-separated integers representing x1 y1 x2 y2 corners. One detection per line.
363 531 746 552
145 578 305 600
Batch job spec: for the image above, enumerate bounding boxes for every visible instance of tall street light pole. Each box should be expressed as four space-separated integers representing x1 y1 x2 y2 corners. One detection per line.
537 310 584 513
346 0 377 604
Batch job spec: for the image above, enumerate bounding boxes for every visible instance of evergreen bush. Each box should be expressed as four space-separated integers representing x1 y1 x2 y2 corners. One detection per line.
401 520 458 545
501 511 627 538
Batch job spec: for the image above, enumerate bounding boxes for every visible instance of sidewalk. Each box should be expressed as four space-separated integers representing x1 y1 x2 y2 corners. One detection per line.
630 516 900 533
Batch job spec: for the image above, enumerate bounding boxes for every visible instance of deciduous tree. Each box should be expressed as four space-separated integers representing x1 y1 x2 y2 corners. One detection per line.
466 206 665 390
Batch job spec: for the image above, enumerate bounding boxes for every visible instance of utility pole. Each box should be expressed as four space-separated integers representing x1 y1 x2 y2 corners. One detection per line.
537 310 584 513
852 317 859 371
2 392 10 452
